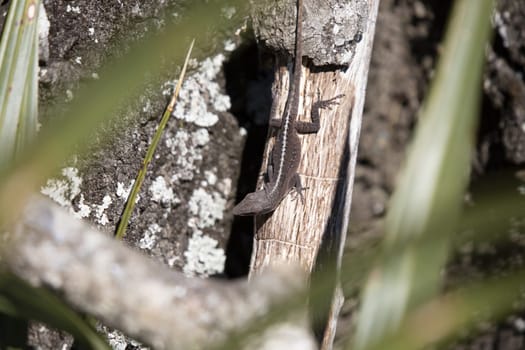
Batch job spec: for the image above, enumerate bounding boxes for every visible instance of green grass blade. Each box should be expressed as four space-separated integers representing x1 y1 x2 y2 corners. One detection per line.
0 0 39 168
0 295 21 318
0 2 106 347
0 273 110 350
351 0 495 349
115 39 195 240
367 268 525 350
16 10 39 157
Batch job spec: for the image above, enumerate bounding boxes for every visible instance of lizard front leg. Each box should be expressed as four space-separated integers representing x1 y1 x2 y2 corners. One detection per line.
295 91 344 134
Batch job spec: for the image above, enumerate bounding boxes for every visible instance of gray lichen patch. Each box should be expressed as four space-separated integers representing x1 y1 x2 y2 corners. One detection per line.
183 229 226 277
97 324 148 350
251 0 369 66
165 129 208 182
188 188 227 230
41 167 96 221
172 55 232 127
148 176 180 205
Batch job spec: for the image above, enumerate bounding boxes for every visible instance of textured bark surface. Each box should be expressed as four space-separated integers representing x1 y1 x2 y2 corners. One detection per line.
247 1 380 348
250 0 368 66
248 62 355 273
247 0 377 273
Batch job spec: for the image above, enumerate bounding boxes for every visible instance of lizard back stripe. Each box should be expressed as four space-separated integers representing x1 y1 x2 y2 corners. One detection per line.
268 0 302 199
268 108 291 197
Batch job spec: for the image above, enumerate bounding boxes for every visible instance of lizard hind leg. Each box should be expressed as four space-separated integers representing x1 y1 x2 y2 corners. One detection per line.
291 173 308 205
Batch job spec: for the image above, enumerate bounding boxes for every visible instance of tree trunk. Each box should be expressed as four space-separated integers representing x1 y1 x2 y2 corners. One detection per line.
249 0 380 347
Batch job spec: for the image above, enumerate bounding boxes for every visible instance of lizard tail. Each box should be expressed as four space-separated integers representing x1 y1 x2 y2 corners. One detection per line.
292 0 303 96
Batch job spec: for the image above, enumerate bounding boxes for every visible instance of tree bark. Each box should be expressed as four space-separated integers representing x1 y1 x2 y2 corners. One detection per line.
248 0 380 348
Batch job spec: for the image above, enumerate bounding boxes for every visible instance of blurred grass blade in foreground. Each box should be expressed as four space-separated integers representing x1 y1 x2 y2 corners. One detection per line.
0 273 110 350
368 267 525 350
0 1 110 347
351 0 494 349
0 0 246 227
0 0 39 169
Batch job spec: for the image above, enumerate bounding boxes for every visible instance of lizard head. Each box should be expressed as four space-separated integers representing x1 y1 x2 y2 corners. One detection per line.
232 190 274 216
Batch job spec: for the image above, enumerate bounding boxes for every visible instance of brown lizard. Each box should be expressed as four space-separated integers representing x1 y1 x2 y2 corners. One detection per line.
233 0 343 216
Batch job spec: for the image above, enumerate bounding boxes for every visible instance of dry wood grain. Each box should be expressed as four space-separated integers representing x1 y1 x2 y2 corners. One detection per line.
249 0 380 348
250 61 355 272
